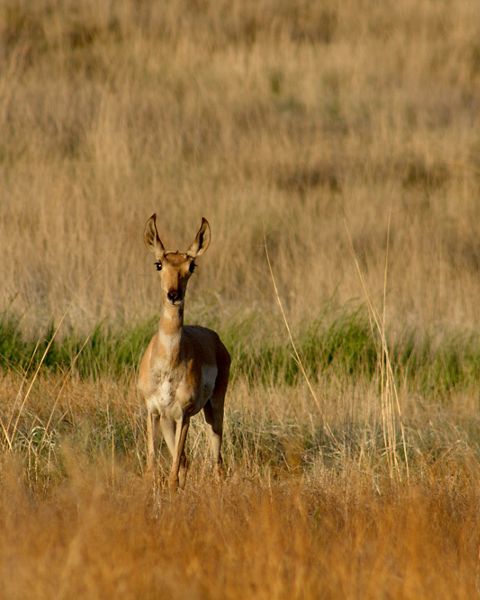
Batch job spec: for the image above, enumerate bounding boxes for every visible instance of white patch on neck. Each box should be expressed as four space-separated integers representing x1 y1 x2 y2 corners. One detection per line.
164 308 181 321
158 330 180 355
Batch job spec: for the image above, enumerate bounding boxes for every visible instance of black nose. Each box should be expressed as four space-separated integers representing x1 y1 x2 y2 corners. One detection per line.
167 289 182 303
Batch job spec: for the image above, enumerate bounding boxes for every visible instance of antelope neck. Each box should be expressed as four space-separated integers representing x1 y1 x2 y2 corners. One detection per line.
158 301 184 338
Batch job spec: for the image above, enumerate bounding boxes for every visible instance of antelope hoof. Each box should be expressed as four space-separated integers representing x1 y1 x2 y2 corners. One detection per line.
145 461 155 478
168 475 179 492
178 471 187 490
214 463 224 483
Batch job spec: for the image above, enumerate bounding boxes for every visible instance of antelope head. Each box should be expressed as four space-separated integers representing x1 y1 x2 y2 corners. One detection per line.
144 214 211 306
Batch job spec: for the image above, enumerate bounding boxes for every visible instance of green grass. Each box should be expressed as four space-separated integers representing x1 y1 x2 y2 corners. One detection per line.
2 310 480 393
0 314 157 379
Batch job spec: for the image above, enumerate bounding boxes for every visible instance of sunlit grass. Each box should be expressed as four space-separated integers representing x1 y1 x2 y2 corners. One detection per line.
1 0 480 597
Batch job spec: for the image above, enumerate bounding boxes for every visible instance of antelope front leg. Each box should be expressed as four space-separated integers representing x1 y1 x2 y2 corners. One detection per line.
146 411 160 473
159 416 176 457
169 416 190 491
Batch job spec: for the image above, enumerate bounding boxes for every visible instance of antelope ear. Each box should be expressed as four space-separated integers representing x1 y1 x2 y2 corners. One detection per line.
144 214 165 258
187 217 211 257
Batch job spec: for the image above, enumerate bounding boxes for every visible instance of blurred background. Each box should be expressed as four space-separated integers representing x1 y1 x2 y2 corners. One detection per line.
1 0 479 339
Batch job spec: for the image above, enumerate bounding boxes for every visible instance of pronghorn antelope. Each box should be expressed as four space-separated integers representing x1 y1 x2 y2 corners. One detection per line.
138 214 231 490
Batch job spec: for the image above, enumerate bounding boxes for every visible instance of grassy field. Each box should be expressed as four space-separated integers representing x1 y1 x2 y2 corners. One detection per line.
1 0 480 597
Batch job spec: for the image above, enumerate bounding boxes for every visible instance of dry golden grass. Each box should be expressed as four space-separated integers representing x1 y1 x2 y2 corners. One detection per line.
2 1 480 597
1 372 480 598
1 0 480 335
1 461 479 599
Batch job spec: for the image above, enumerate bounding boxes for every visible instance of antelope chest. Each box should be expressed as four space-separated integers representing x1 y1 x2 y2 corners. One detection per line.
146 363 218 415
146 362 182 413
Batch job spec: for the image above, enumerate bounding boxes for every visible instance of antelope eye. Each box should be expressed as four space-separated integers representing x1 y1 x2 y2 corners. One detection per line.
189 261 196 273
154 261 162 271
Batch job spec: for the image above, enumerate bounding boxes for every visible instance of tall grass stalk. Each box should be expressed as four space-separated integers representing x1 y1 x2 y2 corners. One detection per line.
345 214 410 479
8 313 68 450
264 237 337 444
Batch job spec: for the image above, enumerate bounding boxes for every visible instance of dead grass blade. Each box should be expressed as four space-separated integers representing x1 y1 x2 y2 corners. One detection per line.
264 237 338 445
344 214 409 480
9 312 68 447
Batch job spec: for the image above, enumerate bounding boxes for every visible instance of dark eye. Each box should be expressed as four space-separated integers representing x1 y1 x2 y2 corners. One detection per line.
189 261 196 273
154 261 162 271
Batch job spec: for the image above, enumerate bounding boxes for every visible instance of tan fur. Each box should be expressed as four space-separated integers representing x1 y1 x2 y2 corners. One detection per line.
138 215 230 490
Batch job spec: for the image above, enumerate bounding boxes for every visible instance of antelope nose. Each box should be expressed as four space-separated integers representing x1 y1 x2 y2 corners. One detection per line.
167 289 182 303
